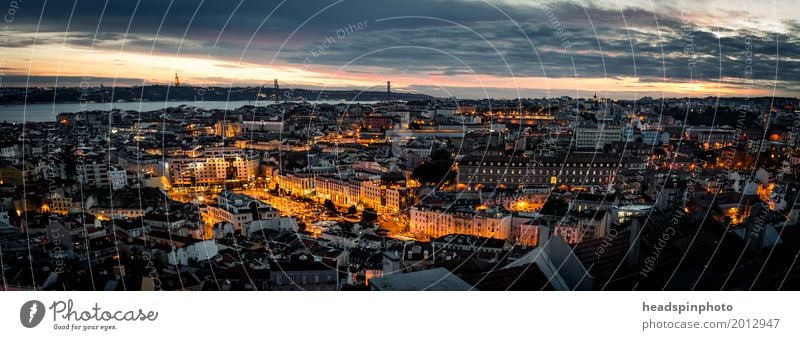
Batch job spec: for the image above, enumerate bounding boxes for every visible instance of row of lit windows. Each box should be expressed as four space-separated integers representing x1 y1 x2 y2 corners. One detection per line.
465 162 623 168
467 176 607 183
469 168 613 176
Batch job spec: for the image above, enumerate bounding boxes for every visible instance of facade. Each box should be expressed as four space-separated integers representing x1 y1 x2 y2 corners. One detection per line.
685 126 737 148
513 223 539 247
457 152 642 189
108 168 128 190
167 156 256 186
575 125 623 149
310 174 409 213
46 196 73 215
241 120 284 133
360 179 383 209
409 205 512 240
268 258 338 291
88 207 147 219
142 211 187 235
363 115 394 130
385 187 407 213
275 172 315 196
202 191 279 232
213 121 240 138
315 175 360 207
76 161 127 190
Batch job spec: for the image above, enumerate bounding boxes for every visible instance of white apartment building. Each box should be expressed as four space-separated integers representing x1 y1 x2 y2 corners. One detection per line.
575 125 623 149
166 156 256 186
409 206 512 241
76 161 128 190
202 191 279 232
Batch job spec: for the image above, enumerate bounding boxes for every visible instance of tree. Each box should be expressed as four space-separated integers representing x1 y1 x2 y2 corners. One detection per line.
347 205 358 215
361 208 378 225
411 161 455 185
63 146 79 179
324 199 336 212
430 148 452 162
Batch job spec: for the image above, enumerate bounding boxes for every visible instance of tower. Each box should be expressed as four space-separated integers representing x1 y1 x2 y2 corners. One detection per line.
274 79 280 102
174 73 180 87
387 81 391 102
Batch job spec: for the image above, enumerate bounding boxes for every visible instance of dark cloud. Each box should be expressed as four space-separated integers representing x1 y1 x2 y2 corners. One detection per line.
0 75 146 87
283 5 794 89
6 0 797 96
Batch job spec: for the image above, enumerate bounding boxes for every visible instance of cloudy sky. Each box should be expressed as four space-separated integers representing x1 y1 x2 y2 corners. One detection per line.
2 0 797 99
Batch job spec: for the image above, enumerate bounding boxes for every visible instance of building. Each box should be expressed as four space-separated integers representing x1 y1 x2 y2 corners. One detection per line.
575 124 623 149
142 211 187 235
88 207 147 219
144 230 218 267
76 161 127 190
457 151 643 189
0 143 19 159
268 258 338 291
685 126 736 148
241 120 284 133
409 205 512 240
202 191 279 233
363 115 394 130
514 223 539 247
166 155 257 186
108 168 128 190
315 175 360 207
275 172 315 196
213 121 240 138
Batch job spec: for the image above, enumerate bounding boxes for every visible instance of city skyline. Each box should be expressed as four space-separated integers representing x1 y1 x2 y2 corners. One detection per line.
2 0 800 294
3 2 800 339
3 0 798 99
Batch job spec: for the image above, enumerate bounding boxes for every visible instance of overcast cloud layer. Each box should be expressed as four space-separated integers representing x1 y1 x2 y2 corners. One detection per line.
2 0 797 98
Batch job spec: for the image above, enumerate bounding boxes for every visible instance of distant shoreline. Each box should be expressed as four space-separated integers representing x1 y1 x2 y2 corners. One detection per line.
0 100 382 123
0 85 435 105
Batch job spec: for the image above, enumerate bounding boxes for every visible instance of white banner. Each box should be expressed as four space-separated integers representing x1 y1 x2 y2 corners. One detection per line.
0 291 795 339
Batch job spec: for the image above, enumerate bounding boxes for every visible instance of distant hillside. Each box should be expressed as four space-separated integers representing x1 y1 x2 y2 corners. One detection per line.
0 85 435 104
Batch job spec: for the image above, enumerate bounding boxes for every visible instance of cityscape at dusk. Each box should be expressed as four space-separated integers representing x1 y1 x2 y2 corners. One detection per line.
1 0 800 298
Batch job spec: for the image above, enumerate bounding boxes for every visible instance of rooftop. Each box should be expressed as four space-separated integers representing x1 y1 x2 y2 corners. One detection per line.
370 268 475 291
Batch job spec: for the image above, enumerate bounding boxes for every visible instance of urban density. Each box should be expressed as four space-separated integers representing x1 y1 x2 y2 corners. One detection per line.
0 0 798 292
1 87 799 290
